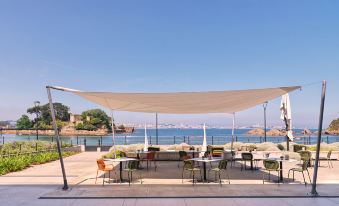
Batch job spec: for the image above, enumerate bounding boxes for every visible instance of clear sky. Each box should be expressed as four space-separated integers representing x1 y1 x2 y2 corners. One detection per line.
0 1 338 128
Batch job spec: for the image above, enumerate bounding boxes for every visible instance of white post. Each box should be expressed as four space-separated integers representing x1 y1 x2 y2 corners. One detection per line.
111 110 116 158
231 113 235 151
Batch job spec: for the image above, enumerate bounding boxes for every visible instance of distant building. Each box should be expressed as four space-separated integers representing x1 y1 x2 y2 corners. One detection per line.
0 121 16 129
69 114 83 125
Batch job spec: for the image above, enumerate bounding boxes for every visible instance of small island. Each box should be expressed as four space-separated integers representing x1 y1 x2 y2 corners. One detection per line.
325 118 339 135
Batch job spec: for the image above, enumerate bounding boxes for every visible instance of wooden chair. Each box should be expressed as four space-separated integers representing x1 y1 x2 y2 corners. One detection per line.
95 159 117 185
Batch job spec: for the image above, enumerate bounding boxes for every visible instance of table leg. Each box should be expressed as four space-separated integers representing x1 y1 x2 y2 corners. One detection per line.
250 160 253 170
120 162 123 182
280 161 283 182
203 162 207 181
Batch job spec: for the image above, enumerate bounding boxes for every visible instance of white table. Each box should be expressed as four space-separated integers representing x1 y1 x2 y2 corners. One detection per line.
105 157 137 182
188 157 223 181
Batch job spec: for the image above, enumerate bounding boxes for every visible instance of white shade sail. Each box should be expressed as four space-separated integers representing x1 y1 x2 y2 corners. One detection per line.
51 86 300 114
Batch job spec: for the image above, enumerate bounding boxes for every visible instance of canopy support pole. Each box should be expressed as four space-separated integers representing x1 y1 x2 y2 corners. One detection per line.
263 102 268 142
231 113 235 151
156 113 158 145
311 80 327 196
46 86 68 190
111 110 116 158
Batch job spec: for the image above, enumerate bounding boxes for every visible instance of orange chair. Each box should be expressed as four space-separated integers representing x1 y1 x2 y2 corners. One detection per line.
144 152 157 171
95 159 117 185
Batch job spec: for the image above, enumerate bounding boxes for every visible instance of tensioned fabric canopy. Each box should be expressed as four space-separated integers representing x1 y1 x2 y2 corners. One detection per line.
52 86 300 114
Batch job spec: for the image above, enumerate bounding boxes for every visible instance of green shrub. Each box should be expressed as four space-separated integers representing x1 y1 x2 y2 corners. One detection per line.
148 146 160 151
102 150 126 159
293 144 307 152
277 144 285 151
1 141 72 156
0 151 78 175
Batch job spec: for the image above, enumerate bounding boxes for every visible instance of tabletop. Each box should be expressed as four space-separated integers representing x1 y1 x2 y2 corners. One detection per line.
189 157 223 163
104 157 137 162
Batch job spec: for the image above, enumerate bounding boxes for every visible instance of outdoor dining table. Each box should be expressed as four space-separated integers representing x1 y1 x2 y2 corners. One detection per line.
105 157 137 182
188 157 223 182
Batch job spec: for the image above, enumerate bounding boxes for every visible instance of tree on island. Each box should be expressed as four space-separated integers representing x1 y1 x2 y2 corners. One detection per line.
328 118 339 131
75 109 112 131
16 115 33 129
16 103 70 129
27 103 70 124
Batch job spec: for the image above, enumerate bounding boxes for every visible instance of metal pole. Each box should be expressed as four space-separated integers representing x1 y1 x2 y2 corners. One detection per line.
156 113 158 145
263 102 268 142
111 110 116 158
311 80 326 196
46 86 68 190
231 113 235 151
34 101 40 141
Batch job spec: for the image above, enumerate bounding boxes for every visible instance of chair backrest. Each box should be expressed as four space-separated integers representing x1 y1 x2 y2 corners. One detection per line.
179 151 188 158
263 160 279 170
299 151 311 161
241 152 253 160
147 151 156 160
183 160 194 169
301 160 309 170
327 150 332 158
96 159 106 170
120 151 127 157
218 160 228 170
127 160 139 170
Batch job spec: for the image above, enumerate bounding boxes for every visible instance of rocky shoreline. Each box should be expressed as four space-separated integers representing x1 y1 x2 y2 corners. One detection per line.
1 127 134 136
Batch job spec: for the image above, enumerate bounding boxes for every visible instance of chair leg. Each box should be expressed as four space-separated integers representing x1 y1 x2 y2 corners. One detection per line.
95 170 99 184
263 172 265 184
108 170 111 184
293 171 295 181
226 170 230 184
219 172 221 186
268 171 271 181
302 171 306 187
127 172 131 186
182 170 184 183
139 171 143 184
102 172 105 186
306 169 311 183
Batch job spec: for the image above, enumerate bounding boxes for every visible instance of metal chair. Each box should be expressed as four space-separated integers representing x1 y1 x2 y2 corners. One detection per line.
124 160 142 186
95 159 117 185
178 151 189 168
208 160 230 186
241 152 257 171
143 151 157 171
262 159 281 184
315 150 334 168
288 160 312 186
182 160 202 185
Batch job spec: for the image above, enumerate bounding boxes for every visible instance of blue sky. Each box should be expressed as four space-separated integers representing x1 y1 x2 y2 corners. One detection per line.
0 1 338 128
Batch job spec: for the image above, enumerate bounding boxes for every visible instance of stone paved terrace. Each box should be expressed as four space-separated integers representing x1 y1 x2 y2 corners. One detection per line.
1 151 339 206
